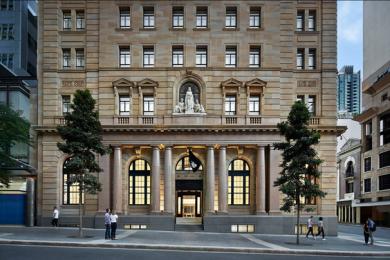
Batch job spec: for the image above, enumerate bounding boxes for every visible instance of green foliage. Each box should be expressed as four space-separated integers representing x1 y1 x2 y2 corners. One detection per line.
0 104 30 187
273 101 326 212
57 89 108 194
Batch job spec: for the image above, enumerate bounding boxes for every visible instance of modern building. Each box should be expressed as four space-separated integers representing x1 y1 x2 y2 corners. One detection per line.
36 0 339 234
0 0 37 225
336 138 361 224
354 1 390 227
337 66 361 117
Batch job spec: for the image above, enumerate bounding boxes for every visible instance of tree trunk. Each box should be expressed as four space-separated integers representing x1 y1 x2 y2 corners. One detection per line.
296 197 300 245
79 181 83 238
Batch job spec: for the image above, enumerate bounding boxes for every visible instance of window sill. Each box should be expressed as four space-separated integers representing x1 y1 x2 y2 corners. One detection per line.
193 27 209 31
223 27 239 31
140 27 156 31
295 30 319 35
170 27 186 31
294 69 320 73
59 30 86 35
116 27 133 31
58 68 86 72
247 27 263 31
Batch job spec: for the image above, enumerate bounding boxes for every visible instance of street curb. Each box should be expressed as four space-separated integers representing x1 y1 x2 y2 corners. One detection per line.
1 239 390 256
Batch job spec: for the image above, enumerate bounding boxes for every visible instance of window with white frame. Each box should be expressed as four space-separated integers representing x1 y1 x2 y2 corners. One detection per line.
225 95 236 115
172 46 184 67
296 48 304 69
196 7 208 28
143 46 154 67
63 10 72 30
143 6 155 28
308 48 316 70
307 95 316 115
119 47 130 67
119 95 130 115
308 10 316 31
172 6 184 28
296 95 305 103
249 46 260 67
225 7 237 28
76 10 85 30
296 10 304 31
249 95 260 115
196 46 207 67
249 7 260 28
119 7 130 28
62 95 71 115
225 46 237 67
76 49 84 68
143 96 154 115
62 48 71 68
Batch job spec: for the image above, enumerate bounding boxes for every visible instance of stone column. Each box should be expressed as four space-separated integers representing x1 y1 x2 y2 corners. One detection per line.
98 154 110 212
26 177 35 227
269 148 281 214
206 146 215 214
218 146 227 214
256 146 266 214
164 146 173 214
151 146 161 213
113 146 122 213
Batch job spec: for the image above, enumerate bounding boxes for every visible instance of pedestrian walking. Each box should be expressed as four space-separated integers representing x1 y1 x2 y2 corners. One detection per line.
367 218 376 245
306 216 315 239
51 206 59 227
316 216 326 240
104 208 111 239
110 211 118 240
363 220 370 245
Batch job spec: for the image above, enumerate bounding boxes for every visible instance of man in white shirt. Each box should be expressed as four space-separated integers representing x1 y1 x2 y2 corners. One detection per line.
110 211 118 240
52 206 59 227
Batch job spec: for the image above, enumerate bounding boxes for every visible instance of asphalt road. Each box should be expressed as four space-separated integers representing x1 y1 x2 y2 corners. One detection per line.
0 244 388 260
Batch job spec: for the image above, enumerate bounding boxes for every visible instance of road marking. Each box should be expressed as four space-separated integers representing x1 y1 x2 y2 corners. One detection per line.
0 233 12 238
241 234 289 250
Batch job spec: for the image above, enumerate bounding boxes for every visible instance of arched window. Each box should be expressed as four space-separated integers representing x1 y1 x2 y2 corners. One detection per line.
129 159 151 205
228 159 250 205
176 156 203 171
346 161 354 177
179 82 201 104
63 158 84 205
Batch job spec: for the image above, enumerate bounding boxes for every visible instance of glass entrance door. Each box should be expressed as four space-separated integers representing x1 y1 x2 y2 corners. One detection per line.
176 192 201 217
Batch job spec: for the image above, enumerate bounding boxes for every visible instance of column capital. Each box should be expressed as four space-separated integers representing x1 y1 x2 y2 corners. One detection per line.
257 145 265 150
113 145 121 150
207 145 214 150
165 146 172 150
219 145 227 150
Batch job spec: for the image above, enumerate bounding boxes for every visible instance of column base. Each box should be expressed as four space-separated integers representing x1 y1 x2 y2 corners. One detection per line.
217 211 228 215
256 211 267 215
150 211 163 215
268 210 282 215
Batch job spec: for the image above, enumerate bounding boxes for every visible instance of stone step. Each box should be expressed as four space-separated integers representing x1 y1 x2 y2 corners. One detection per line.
175 224 204 232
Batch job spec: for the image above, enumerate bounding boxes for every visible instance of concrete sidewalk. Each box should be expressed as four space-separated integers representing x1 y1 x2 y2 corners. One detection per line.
0 226 390 256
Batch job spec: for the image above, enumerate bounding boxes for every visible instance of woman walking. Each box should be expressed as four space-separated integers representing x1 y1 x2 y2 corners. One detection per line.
316 217 326 240
110 211 118 240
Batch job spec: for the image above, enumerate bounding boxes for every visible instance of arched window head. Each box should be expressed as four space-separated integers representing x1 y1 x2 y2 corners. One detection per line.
179 82 200 104
176 155 203 171
228 159 250 205
63 158 84 205
346 161 354 177
129 159 151 205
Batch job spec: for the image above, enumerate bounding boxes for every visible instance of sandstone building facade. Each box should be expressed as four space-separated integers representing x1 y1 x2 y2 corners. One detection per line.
36 0 338 234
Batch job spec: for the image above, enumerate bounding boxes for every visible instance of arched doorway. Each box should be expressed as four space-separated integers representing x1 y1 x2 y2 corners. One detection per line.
175 155 203 220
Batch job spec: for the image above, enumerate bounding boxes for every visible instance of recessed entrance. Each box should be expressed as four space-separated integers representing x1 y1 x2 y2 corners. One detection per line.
177 191 202 218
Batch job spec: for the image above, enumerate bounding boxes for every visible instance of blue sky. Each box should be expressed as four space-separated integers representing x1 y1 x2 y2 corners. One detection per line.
337 1 363 75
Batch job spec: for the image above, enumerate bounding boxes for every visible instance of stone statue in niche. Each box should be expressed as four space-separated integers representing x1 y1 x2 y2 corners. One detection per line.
185 87 195 113
173 88 206 114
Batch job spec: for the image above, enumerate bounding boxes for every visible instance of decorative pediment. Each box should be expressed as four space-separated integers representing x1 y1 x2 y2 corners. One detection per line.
245 78 267 94
138 78 159 88
112 78 134 88
221 78 243 88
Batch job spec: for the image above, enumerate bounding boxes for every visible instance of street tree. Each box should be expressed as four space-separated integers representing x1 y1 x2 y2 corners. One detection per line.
57 89 108 237
273 101 326 245
0 104 30 187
